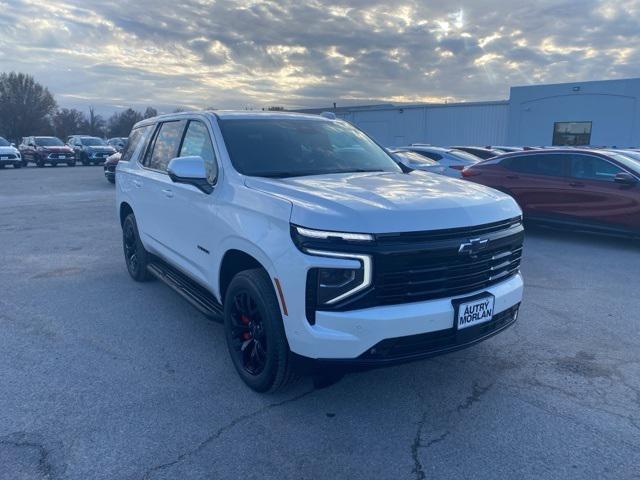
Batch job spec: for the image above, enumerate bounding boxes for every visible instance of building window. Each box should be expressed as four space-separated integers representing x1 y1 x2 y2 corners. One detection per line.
552 121 592 146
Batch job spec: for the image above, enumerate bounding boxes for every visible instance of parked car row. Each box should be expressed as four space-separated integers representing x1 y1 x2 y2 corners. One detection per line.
0 135 120 168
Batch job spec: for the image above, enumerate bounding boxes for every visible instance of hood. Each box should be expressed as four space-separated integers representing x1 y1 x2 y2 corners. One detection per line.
39 145 73 153
86 145 115 152
245 171 521 233
0 146 19 155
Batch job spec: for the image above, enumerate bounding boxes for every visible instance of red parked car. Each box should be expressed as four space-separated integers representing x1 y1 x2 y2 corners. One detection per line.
462 149 640 236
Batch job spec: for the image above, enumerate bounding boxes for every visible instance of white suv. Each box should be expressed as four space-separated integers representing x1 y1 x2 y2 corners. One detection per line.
116 111 524 392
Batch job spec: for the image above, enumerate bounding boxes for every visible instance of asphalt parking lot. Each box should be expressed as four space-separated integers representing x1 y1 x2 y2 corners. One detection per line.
1 166 639 480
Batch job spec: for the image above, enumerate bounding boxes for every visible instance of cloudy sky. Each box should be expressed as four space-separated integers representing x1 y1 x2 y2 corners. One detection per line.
1 0 639 114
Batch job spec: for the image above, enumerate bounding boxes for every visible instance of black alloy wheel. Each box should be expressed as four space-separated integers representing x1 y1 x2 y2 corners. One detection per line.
224 269 299 392
122 214 151 281
229 290 268 376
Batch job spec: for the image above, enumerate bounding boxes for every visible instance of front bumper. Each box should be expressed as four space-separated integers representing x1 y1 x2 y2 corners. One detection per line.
291 273 523 360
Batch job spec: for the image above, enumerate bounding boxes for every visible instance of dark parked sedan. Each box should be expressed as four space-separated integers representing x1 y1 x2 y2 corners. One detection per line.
462 149 640 236
104 152 121 184
450 146 502 159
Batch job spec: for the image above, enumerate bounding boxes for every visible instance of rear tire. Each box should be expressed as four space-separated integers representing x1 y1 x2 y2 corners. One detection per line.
122 214 152 282
224 269 299 392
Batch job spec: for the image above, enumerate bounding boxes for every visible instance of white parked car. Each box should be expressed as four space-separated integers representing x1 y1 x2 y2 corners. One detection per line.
116 111 524 392
397 145 482 177
389 149 447 175
0 137 23 169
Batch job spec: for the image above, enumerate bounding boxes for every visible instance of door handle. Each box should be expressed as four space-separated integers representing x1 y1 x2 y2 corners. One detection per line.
133 180 143 188
162 189 174 198
569 182 584 187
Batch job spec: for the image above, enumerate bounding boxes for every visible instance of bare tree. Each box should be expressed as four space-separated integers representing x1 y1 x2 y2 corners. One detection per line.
86 106 106 137
0 72 56 142
107 108 143 138
143 107 158 119
52 108 87 140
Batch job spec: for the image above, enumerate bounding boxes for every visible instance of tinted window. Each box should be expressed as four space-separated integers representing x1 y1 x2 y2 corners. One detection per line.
570 154 623 182
553 122 592 146
218 119 401 178
179 121 218 184
35 137 64 146
505 154 566 177
412 150 443 161
0 137 9 146
146 121 186 171
121 125 152 163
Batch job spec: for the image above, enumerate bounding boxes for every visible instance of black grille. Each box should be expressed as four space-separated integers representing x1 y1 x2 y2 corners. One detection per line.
375 243 522 306
1 153 17 159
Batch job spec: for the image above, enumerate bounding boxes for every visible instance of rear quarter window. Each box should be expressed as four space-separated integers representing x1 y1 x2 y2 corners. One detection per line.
122 125 152 163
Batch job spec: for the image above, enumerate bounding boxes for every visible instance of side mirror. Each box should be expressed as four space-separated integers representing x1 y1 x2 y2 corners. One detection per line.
167 156 213 194
10 142 15 147
614 172 638 186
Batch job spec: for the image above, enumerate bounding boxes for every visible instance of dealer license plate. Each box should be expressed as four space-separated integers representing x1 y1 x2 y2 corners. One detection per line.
456 295 495 330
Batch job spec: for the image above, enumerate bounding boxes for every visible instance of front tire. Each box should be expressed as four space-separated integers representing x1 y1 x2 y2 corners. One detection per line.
122 214 152 282
13 162 21 169
36 158 44 168
224 269 299 392
67 160 76 167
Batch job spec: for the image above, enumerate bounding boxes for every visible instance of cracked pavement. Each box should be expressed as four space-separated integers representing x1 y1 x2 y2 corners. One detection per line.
0 167 639 479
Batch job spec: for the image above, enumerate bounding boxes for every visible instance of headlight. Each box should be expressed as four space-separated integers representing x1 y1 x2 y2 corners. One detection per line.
305 249 372 306
295 226 373 242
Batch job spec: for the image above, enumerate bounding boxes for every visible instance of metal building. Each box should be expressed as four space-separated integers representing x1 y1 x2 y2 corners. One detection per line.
295 77 640 148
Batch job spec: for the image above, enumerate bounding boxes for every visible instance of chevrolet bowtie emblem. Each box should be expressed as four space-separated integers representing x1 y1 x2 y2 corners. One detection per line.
458 238 489 255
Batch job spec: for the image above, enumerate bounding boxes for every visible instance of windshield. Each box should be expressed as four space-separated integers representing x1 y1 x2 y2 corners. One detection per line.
35 137 64 146
81 137 106 146
0 137 9 147
449 149 482 163
607 151 640 173
218 118 402 178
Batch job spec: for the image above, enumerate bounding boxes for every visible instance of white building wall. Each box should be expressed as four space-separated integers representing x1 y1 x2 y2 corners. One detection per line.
507 78 640 147
335 101 508 147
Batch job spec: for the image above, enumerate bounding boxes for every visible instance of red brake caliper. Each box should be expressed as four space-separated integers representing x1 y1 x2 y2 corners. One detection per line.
241 315 251 340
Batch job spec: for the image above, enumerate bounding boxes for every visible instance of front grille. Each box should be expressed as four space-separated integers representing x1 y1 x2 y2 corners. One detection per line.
1 154 17 160
47 153 71 160
305 217 524 314
374 240 522 306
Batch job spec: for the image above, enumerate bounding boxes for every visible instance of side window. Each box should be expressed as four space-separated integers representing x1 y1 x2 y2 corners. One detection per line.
122 125 152 163
146 120 186 172
570 155 623 182
505 154 565 177
179 121 218 184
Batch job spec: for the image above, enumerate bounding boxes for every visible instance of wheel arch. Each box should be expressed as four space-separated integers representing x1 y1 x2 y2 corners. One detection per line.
218 249 270 303
119 202 134 227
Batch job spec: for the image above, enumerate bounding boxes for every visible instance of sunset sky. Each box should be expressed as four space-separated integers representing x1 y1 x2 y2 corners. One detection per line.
1 0 639 114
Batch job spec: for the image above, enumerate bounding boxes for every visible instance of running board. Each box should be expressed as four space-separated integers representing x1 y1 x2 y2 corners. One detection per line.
147 260 223 321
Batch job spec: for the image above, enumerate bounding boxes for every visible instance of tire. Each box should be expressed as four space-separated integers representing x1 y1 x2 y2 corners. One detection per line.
13 163 21 169
51 162 57 167
0 164 4 169
81 154 89 166
107 176 115 184
36 158 44 168
67 160 76 167
122 213 152 282
224 269 299 392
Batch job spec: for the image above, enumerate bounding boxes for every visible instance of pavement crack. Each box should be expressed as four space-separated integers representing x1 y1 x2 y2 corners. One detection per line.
456 382 493 413
410 412 428 480
0 433 56 479
142 388 315 479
